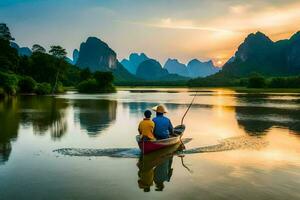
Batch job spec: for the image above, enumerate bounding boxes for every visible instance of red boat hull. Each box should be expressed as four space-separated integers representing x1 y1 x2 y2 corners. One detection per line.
136 125 185 154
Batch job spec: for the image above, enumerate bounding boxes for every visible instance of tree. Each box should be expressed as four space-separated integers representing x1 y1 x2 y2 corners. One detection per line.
247 73 266 88
80 68 92 81
49 45 68 94
49 45 67 59
32 44 46 53
0 23 14 41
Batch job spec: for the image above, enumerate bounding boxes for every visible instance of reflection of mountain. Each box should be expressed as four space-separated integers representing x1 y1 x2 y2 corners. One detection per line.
73 100 117 136
0 98 20 164
19 96 69 140
234 94 300 135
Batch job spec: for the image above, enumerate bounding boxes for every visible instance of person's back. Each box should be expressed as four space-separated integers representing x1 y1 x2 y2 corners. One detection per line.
138 110 155 141
152 106 173 139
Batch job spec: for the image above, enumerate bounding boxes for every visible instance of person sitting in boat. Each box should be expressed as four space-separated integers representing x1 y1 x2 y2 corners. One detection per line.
152 105 173 139
138 110 156 141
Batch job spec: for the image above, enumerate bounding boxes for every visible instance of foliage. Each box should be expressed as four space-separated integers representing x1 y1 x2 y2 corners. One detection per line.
80 68 92 82
0 87 4 98
32 44 46 53
77 79 99 93
35 83 51 95
269 76 300 88
0 23 14 41
247 73 266 88
18 76 37 93
49 45 67 59
0 71 18 95
188 72 238 87
0 39 19 72
54 82 64 93
77 71 116 93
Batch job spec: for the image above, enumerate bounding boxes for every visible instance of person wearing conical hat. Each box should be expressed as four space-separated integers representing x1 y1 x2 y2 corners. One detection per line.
152 105 173 139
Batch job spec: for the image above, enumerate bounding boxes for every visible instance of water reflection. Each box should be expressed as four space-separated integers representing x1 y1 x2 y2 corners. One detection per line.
123 102 188 116
73 99 117 136
19 96 69 140
0 98 19 164
235 94 300 135
137 143 182 192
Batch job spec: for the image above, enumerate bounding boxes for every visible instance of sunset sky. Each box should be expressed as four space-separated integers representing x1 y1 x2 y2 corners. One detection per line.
1 0 300 66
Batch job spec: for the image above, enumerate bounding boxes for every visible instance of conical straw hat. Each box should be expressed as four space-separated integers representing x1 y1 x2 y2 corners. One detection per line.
152 105 168 113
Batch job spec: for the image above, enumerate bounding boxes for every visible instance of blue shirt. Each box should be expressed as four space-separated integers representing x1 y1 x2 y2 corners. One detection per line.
153 115 173 139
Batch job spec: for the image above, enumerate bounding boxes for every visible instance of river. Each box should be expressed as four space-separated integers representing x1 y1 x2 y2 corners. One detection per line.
0 88 299 200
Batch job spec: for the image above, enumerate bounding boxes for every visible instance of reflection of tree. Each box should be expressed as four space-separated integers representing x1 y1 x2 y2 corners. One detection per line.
123 102 184 115
235 94 300 135
0 98 20 164
19 96 68 140
73 99 117 136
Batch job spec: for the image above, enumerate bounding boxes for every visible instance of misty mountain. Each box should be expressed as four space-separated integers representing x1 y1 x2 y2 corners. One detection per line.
72 49 79 64
164 59 189 77
75 37 138 82
10 42 32 57
121 53 149 74
136 59 169 80
222 31 300 76
187 59 220 78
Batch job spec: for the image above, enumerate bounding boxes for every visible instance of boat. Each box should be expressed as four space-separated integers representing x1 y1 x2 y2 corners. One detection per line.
136 124 186 154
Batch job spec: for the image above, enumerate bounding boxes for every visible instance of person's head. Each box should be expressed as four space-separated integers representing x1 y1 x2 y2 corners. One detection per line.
152 105 167 116
144 110 152 119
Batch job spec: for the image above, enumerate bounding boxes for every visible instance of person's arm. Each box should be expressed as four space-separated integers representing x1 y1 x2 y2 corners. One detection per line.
168 119 174 134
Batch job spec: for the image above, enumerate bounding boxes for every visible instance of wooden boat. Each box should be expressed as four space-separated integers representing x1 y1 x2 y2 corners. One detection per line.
136 125 186 154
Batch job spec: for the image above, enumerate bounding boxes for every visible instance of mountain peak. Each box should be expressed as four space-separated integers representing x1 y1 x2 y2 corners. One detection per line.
121 52 150 74
290 31 300 42
245 31 273 44
76 36 117 71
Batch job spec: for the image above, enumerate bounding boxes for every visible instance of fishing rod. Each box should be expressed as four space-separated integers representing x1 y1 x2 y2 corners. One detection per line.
181 91 198 125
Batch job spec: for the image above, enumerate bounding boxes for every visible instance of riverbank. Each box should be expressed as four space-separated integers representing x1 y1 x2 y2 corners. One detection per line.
117 86 300 93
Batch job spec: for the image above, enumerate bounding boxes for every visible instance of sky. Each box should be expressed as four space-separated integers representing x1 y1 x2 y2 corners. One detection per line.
1 0 300 66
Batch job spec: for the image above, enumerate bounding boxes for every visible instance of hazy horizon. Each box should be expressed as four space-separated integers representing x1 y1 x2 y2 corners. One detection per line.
1 0 300 66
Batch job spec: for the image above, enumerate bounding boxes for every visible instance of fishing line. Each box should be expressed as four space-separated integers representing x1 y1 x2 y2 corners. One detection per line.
181 91 198 125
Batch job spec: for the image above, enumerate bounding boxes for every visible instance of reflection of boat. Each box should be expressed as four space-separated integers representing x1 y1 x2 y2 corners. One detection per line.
136 125 185 154
137 142 182 192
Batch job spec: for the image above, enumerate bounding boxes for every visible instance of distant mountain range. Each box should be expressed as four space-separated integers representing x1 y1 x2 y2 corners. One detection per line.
122 53 220 78
222 31 300 76
12 30 300 83
121 53 149 74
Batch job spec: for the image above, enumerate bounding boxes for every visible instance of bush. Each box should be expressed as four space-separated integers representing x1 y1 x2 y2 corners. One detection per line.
54 82 64 93
269 77 287 88
35 83 51 95
18 76 37 93
0 72 18 95
77 79 99 93
77 78 116 93
247 74 266 88
0 87 4 98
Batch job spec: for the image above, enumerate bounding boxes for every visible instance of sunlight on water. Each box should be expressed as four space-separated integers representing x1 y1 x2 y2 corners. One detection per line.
1 88 300 199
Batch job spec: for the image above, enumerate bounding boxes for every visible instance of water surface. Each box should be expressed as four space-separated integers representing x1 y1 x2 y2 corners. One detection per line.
0 88 300 200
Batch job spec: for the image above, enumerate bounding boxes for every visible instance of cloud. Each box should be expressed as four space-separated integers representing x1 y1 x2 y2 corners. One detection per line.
117 18 236 33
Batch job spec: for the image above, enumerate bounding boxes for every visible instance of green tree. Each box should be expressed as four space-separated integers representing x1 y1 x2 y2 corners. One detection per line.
247 73 266 88
0 24 18 72
80 68 92 81
49 45 67 59
49 45 68 94
32 44 46 53
0 23 14 41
